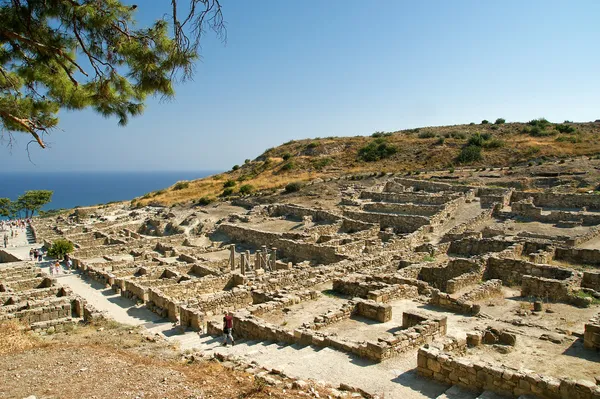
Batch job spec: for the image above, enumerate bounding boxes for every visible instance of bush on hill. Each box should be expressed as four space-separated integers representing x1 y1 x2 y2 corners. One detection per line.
172 181 189 191
481 120 489 124
284 182 303 193
494 118 506 124
239 184 254 195
457 145 482 163
223 180 236 188
358 138 398 162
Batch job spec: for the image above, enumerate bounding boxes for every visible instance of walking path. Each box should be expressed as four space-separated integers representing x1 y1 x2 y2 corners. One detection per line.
2 227 449 399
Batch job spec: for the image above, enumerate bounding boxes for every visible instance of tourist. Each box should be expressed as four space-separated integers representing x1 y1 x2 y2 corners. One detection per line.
29 248 34 260
38 249 43 262
3 233 7 248
54 261 61 275
222 311 235 346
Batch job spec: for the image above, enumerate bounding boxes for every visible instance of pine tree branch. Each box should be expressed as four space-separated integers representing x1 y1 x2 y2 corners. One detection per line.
0 29 88 77
0 110 46 148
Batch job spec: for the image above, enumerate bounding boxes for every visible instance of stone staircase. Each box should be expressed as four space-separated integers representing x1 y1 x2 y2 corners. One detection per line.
25 226 36 245
435 385 537 399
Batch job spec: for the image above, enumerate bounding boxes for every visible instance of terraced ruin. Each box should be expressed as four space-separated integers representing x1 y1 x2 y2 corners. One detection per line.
4 174 600 398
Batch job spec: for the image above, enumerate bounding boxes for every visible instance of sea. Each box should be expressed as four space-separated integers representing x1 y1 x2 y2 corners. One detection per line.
0 171 218 217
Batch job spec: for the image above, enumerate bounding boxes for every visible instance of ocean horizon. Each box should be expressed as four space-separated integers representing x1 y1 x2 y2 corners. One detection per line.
0 170 219 216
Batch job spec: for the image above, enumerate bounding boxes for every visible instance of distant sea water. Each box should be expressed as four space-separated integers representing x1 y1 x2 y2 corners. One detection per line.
0 171 219 217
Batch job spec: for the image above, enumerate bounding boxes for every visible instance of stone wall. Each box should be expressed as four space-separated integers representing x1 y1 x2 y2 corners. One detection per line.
555 247 600 266
460 280 503 303
362 202 444 216
442 207 495 243
512 190 600 211
179 288 254 330
582 272 600 291
485 257 574 286
448 238 515 257
584 313 600 351
521 275 572 301
429 289 480 315
216 224 346 264
417 346 599 399
359 191 459 205
0 250 21 263
417 259 481 293
266 204 341 224
391 178 474 194
342 210 430 233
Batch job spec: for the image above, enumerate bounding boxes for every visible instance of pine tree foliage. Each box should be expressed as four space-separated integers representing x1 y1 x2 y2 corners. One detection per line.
0 0 225 148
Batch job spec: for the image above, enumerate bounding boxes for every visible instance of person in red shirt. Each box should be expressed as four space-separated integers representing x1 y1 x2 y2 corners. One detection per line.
222 311 235 346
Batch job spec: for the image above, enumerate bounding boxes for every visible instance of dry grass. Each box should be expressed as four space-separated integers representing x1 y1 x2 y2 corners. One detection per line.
134 121 600 206
0 320 41 355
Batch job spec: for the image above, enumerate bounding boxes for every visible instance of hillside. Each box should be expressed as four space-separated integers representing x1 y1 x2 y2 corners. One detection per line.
136 119 600 206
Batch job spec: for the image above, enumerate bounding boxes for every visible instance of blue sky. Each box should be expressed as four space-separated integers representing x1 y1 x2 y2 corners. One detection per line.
2 0 599 172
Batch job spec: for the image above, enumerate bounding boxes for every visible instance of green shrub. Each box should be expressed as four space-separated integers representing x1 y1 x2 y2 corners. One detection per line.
172 181 189 191
282 153 292 161
223 180 236 188
197 196 214 206
307 141 319 149
357 138 398 162
482 138 505 148
371 131 392 138
527 118 550 128
231 165 240 171
417 131 436 139
555 135 579 143
220 188 234 197
448 168 455 173
457 145 482 163
284 182 303 193
239 184 254 195
469 122 475 126
494 118 506 124
564 120 573 124
522 125 555 137
281 162 295 171
312 157 334 170
48 239 74 259
436 137 445 145
244 159 251 164
468 133 485 147
481 120 489 124
555 124 576 134
490 125 499 130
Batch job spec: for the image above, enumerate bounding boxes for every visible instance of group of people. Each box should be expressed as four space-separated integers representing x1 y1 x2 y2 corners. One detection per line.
1 218 30 248
28 248 45 262
49 254 73 275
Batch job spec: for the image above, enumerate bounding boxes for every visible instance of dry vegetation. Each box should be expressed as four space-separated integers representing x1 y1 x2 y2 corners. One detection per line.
135 121 600 206
0 320 327 399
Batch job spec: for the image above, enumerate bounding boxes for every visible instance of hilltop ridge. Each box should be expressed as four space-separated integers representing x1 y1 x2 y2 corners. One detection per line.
136 119 600 206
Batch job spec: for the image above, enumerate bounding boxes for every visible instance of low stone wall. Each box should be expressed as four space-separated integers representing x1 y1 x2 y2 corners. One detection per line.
447 272 483 294
391 178 474 194
442 207 495 243
0 250 22 263
0 297 72 324
512 190 600 211
207 308 446 363
179 288 254 330
555 247 600 266
418 259 481 293
448 238 515 257
509 200 600 226
216 224 346 264
332 277 419 302
460 280 503 303
417 346 599 399
362 202 444 216
485 257 573 286
429 289 480 315
266 204 341 224
521 275 572 301
343 210 430 233
478 187 513 208
584 313 600 350
582 271 600 291
360 191 458 205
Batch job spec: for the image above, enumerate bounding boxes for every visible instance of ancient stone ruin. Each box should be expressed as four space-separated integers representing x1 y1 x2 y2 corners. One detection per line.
4 175 600 398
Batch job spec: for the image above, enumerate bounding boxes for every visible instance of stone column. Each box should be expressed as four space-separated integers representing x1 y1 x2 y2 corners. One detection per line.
261 245 268 270
270 247 277 270
254 250 262 271
229 244 236 270
240 253 246 275
245 250 251 272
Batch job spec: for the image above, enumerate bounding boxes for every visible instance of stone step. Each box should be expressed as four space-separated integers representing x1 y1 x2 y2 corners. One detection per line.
476 391 512 399
437 385 479 399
